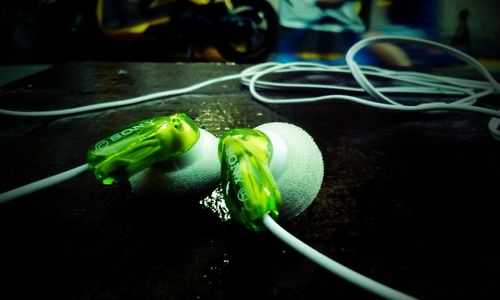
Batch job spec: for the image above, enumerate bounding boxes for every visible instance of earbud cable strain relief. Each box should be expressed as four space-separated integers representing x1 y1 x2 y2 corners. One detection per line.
262 214 418 300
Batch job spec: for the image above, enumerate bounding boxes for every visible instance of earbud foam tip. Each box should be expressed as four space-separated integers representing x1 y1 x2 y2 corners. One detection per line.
256 122 324 220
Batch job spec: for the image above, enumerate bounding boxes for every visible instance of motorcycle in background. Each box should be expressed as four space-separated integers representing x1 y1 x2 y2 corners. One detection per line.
96 0 280 62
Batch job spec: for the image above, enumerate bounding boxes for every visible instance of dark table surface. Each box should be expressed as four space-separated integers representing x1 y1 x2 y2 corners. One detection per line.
0 62 499 300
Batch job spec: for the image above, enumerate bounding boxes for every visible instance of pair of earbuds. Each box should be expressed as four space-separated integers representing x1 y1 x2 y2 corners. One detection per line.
3 34 499 299
0 112 417 299
87 112 324 230
0 111 418 299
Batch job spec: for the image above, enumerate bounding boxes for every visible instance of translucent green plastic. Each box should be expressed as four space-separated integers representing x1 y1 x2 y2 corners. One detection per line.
219 128 281 231
87 113 200 185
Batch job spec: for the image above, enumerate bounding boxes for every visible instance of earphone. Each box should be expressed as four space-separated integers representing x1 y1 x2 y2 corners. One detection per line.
85 113 221 196
0 113 414 299
217 122 324 230
1 35 499 299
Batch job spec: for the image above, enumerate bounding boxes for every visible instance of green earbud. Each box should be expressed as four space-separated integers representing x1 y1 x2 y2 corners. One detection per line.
218 128 281 231
87 113 200 185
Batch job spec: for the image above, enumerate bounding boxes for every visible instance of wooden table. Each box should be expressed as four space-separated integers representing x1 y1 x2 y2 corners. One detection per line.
0 62 499 299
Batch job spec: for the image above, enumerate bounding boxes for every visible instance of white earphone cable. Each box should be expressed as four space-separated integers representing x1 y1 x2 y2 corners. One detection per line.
0 164 89 205
0 73 243 117
345 36 500 104
263 214 417 300
1 36 499 122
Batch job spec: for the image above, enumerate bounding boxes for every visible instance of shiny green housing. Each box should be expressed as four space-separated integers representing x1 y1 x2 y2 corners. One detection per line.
219 128 281 231
87 113 200 185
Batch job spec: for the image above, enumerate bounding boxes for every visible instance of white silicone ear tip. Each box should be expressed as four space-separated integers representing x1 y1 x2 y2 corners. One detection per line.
255 122 324 220
129 128 220 196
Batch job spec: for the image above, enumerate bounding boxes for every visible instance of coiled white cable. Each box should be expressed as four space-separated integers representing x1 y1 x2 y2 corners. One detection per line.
345 36 500 105
1 36 499 120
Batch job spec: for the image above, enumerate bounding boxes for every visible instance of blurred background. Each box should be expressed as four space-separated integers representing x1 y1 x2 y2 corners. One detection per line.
1 0 499 85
